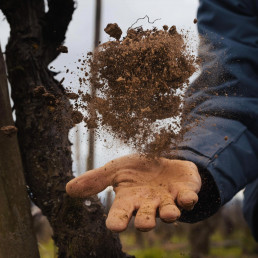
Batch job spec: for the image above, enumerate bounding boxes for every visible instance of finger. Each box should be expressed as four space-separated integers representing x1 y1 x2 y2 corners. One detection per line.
134 201 158 232
106 196 134 232
177 190 198 211
159 197 181 223
66 166 113 198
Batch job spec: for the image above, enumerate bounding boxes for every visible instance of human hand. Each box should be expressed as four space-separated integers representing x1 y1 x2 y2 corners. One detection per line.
66 155 201 232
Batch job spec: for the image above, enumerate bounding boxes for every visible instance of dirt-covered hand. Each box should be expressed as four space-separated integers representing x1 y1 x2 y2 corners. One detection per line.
66 155 201 232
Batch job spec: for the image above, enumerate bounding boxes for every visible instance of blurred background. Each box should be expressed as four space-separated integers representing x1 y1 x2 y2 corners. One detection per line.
1 0 257 257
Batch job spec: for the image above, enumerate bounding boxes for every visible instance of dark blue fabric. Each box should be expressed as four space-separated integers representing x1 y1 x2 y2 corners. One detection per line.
243 178 258 241
171 0 258 241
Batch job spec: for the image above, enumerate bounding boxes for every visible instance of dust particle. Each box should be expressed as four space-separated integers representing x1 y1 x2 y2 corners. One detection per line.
66 92 79 100
56 45 68 53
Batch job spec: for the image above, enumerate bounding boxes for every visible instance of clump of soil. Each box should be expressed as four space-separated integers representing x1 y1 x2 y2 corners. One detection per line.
72 110 84 125
68 23 198 156
57 45 68 53
104 23 122 40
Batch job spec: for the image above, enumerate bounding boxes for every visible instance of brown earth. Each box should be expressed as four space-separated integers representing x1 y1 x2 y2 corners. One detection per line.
67 23 199 156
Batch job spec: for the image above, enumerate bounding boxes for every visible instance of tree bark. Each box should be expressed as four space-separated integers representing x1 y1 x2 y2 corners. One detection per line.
0 1 129 257
0 46 40 258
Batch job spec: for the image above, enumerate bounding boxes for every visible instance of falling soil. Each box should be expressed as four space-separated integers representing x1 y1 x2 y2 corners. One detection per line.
57 45 68 53
71 110 84 126
66 23 199 156
104 23 123 40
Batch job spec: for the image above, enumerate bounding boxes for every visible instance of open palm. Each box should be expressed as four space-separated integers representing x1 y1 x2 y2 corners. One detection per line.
66 154 201 232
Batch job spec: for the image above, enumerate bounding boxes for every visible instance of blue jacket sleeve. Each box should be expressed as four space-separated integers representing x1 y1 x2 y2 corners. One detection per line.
243 178 258 241
167 0 258 231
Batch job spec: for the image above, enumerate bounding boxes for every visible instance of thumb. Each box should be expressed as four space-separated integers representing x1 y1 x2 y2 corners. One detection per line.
66 166 113 198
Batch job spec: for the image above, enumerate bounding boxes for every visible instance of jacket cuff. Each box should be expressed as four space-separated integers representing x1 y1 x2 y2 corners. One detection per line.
163 117 258 223
166 149 221 223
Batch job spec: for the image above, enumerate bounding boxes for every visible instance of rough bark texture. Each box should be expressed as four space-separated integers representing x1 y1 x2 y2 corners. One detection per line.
0 46 40 258
0 1 129 257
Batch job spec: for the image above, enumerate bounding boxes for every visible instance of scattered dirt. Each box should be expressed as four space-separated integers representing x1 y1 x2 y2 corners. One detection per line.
65 22 199 156
72 110 84 125
193 18 198 24
57 45 68 53
66 92 79 100
163 25 169 31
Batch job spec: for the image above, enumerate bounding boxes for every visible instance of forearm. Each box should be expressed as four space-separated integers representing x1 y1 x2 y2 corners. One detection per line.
169 0 258 221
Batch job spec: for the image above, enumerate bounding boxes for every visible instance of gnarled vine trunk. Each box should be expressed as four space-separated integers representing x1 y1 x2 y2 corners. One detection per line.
0 45 40 258
0 1 129 257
